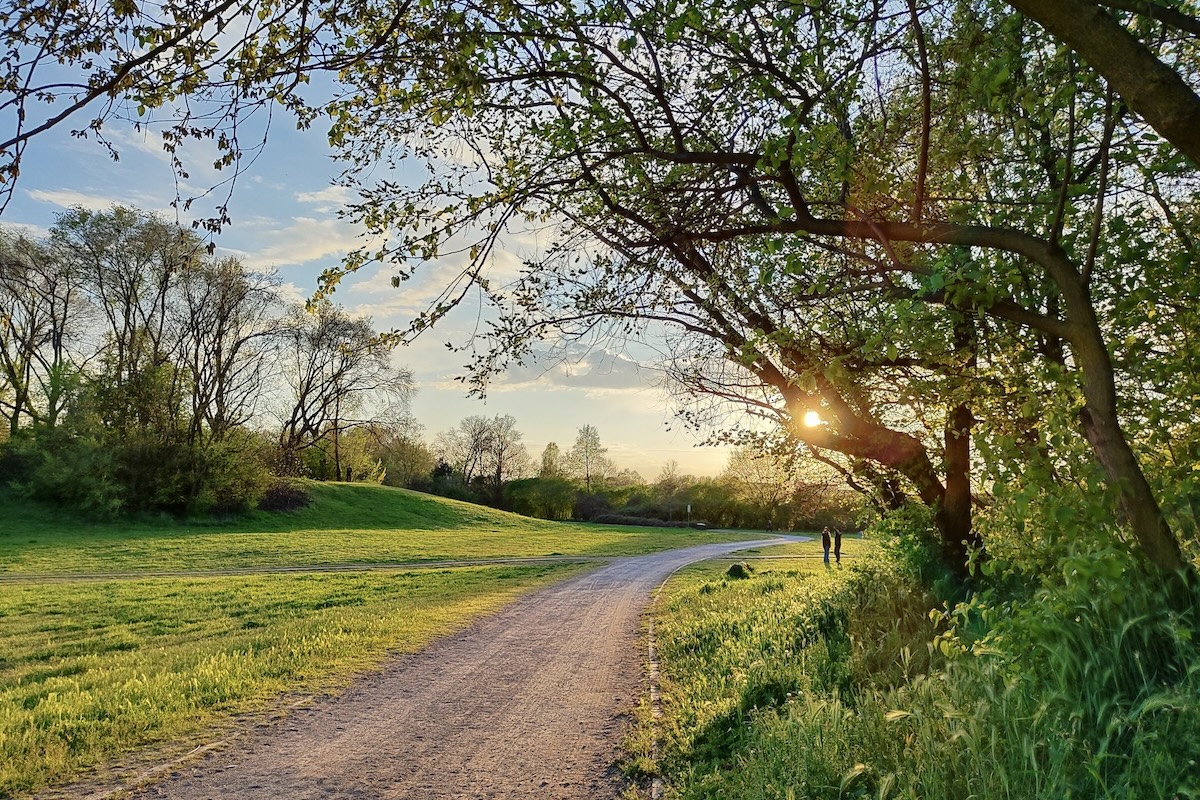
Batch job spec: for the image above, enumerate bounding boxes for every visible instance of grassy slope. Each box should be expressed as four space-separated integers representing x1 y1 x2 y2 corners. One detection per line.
0 482 753 574
0 483 750 796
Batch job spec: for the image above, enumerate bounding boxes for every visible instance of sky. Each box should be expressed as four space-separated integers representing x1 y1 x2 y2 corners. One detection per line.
1 107 734 479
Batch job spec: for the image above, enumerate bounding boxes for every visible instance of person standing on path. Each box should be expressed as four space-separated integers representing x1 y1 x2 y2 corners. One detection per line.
821 527 831 565
834 529 843 563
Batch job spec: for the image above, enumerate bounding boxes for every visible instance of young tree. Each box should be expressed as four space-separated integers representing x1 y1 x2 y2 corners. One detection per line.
539 441 565 479
567 424 612 493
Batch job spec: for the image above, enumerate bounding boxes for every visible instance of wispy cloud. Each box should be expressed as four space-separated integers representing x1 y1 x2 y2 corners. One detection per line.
295 185 352 210
24 188 122 211
222 215 364 270
496 342 651 392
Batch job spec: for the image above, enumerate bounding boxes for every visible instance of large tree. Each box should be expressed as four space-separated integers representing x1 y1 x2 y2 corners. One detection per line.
317 0 1198 584
3 0 1198 580
0 231 89 433
2 1 1195 221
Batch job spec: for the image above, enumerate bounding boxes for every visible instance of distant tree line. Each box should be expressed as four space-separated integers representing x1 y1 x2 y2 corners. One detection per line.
0 206 860 528
378 420 860 531
0 207 411 515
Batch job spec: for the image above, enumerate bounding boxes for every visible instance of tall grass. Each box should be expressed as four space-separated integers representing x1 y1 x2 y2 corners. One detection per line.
645 540 1200 799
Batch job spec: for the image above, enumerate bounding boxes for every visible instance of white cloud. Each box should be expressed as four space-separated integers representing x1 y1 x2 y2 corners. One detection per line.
223 215 364 270
24 188 122 211
497 343 650 392
296 185 352 208
102 126 174 166
0 220 50 239
275 281 310 306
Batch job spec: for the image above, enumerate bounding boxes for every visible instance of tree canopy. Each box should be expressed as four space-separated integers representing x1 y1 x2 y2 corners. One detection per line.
3 0 1199 582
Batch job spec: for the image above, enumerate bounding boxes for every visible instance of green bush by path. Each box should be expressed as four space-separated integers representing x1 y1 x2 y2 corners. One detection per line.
0 564 582 796
0 482 754 575
645 540 1200 800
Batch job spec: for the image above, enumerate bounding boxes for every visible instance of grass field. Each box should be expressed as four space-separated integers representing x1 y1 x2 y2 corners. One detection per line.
0 482 753 797
0 482 752 575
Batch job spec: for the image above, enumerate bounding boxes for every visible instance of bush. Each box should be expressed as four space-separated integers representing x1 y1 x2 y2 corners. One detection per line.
257 480 312 512
5 423 274 519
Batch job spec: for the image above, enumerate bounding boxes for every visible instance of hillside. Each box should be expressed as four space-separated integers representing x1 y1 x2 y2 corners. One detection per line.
0 481 750 575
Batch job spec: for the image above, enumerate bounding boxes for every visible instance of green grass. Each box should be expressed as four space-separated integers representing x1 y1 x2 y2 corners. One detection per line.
641 539 1200 800
0 482 755 797
0 482 753 575
0 564 583 796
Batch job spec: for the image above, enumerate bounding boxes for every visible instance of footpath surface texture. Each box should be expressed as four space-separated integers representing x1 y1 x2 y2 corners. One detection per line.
115 538 790 800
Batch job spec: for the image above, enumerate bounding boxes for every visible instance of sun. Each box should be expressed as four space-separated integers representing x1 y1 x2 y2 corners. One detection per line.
803 410 822 427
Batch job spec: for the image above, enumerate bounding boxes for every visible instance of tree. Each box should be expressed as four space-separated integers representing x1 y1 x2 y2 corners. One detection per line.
176 257 283 445
481 414 531 501
567 424 612 493
720 447 802 530
4 1 1197 220
0 231 89 434
435 415 494 486
320 0 1199 586
52 206 196 434
376 422 435 488
7 1 1199 582
435 414 531 498
277 300 412 477
655 460 684 494
539 441 565 479
0 0 426 226
1005 0 1200 163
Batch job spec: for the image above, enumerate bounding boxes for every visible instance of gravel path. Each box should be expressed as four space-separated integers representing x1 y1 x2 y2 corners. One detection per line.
106 538 791 800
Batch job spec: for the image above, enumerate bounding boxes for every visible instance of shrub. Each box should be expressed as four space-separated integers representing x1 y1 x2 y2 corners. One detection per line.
256 480 312 512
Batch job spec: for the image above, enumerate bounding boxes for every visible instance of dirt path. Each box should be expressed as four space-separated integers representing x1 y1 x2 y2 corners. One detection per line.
107 538 790 800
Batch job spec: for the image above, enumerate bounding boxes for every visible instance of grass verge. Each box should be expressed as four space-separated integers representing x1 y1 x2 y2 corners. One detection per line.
640 538 1200 799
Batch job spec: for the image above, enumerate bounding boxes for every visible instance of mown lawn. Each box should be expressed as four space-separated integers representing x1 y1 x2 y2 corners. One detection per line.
0 482 753 574
0 564 586 796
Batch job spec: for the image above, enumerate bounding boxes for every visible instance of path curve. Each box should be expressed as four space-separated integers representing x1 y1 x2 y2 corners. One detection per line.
107 538 792 800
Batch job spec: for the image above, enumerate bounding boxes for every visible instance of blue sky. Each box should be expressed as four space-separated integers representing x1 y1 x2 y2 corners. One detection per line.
2 111 733 478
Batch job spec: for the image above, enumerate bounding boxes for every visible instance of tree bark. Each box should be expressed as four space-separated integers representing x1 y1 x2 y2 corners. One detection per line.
1007 0 1200 165
791 394 979 579
939 319 981 575
1071 307 1195 582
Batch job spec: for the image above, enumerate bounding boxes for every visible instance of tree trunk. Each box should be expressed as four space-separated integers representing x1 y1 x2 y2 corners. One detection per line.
939 401 980 575
1067 286 1197 591
796 400 975 580
1007 0 1200 165
940 319 982 575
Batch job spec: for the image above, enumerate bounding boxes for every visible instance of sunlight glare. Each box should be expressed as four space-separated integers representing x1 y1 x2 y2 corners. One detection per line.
803 410 821 427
